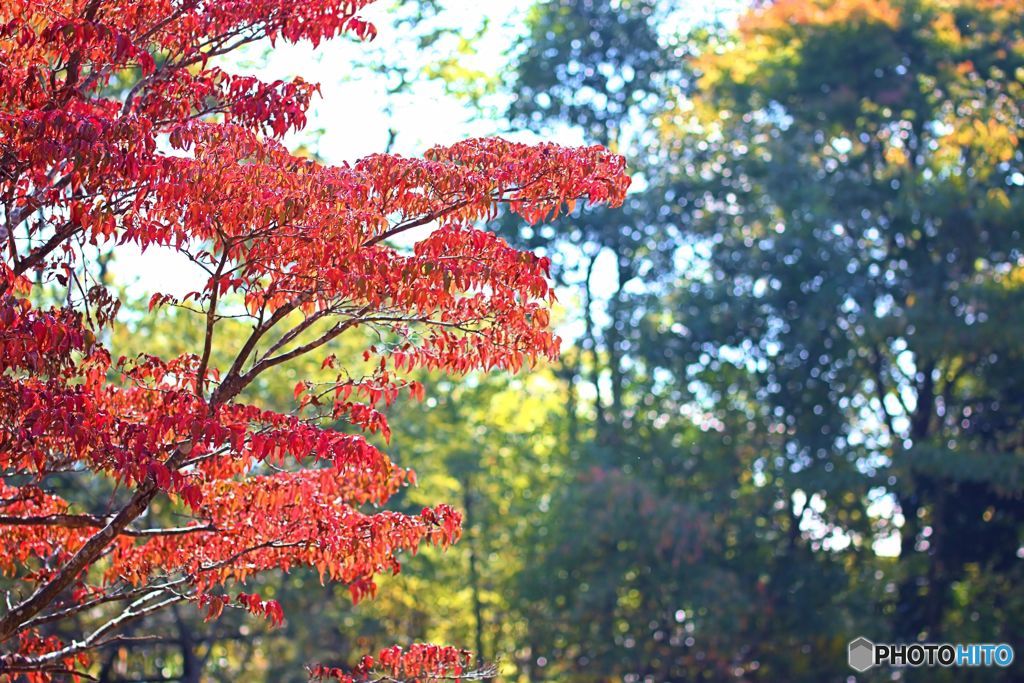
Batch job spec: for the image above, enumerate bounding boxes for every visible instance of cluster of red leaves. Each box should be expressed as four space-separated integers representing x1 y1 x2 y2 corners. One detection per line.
235 593 286 628
309 643 479 683
0 0 628 679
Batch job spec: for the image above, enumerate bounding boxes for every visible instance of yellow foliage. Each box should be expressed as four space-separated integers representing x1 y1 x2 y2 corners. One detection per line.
694 0 904 103
1000 264 1024 289
694 34 783 91
987 187 1012 211
739 0 901 35
929 11 962 49
884 144 908 167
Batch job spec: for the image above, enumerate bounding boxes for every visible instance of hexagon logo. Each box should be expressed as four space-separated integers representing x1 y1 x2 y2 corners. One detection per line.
848 636 875 672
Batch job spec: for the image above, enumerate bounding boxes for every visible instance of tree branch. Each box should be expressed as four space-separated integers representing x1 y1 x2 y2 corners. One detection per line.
0 514 214 537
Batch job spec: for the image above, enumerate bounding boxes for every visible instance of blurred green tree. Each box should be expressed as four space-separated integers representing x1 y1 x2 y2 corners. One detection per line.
502 0 1024 680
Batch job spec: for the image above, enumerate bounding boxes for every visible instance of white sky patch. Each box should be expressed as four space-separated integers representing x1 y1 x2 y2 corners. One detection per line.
114 243 209 300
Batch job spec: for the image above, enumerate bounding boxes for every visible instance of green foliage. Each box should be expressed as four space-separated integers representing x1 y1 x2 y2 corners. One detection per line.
497 0 1024 680
511 0 670 143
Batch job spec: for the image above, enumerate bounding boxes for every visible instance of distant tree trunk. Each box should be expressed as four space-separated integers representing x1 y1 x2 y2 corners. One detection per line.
561 358 580 458
174 603 202 683
97 647 118 683
604 253 629 428
895 358 950 640
582 254 609 444
463 476 486 667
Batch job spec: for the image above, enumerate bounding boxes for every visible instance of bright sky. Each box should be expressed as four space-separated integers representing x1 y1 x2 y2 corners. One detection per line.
253 0 569 161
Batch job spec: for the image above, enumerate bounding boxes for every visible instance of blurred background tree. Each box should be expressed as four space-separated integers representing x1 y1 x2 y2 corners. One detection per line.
491 0 1024 680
